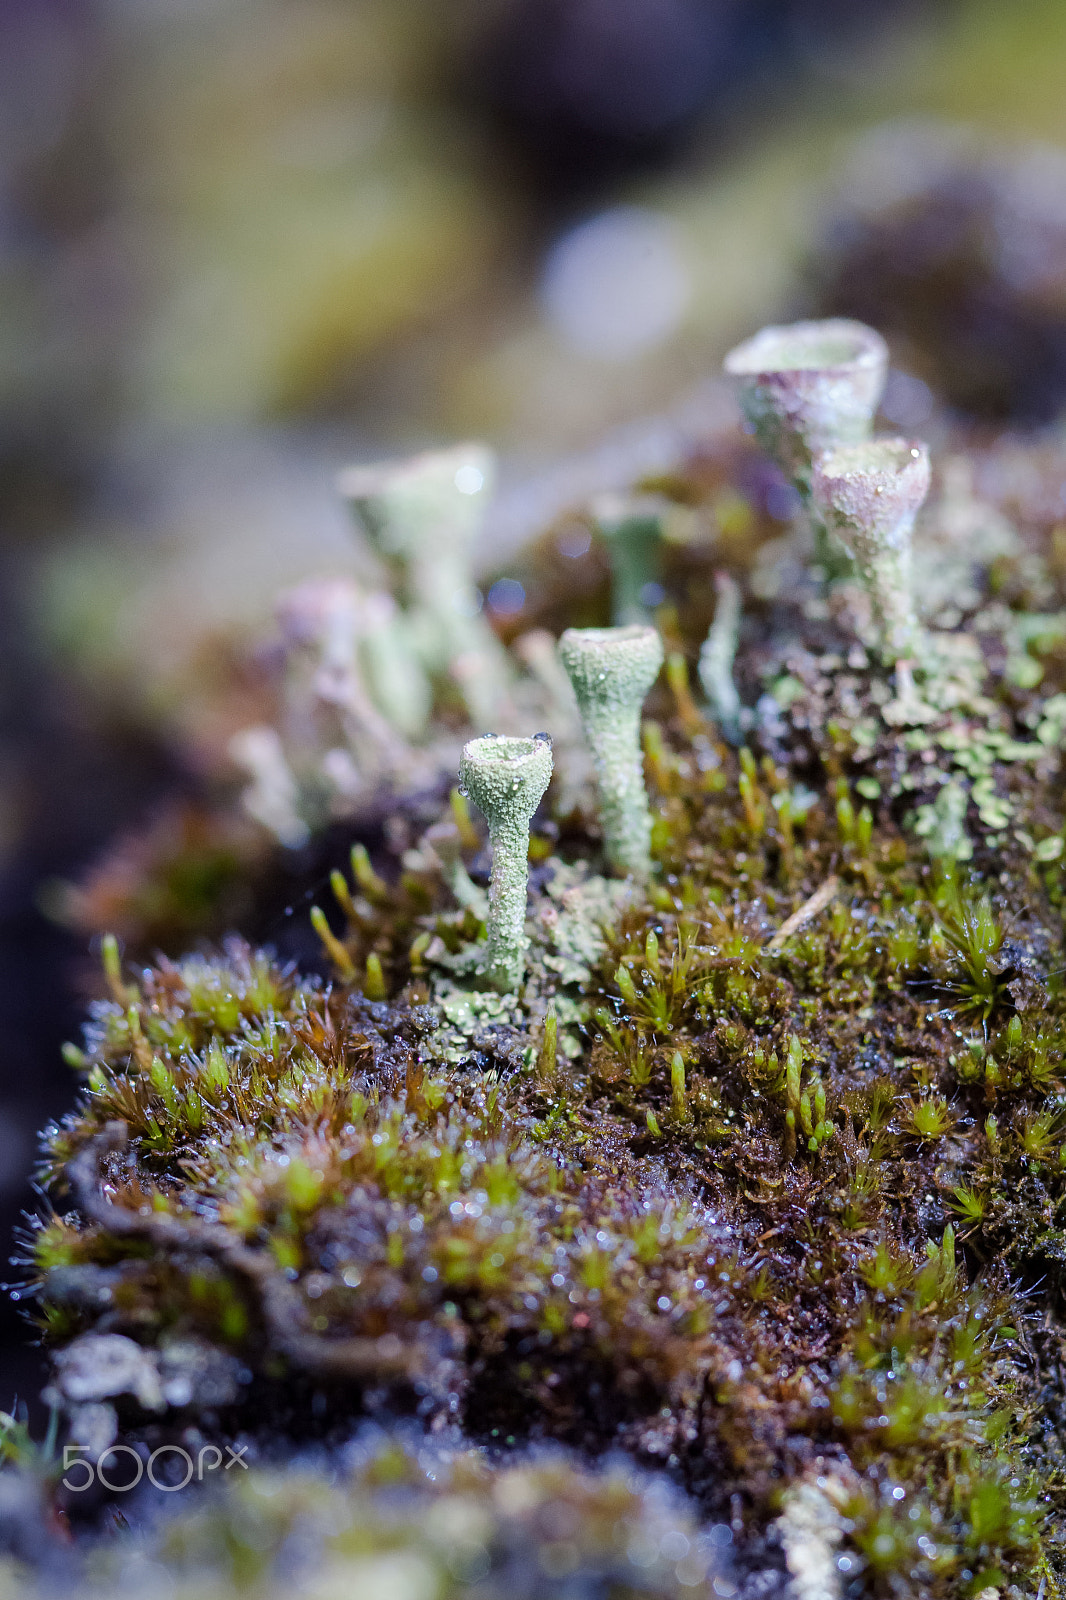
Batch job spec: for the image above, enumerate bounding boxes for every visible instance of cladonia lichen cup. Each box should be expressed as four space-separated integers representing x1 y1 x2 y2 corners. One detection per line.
724 319 888 493
458 733 553 992
557 624 664 877
339 443 508 726
811 437 931 660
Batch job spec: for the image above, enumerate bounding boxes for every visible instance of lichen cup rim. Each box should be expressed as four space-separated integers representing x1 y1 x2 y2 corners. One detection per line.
461 732 552 769
589 491 666 525
724 317 887 378
814 436 929 486
560 623 661 652
336 441 494 502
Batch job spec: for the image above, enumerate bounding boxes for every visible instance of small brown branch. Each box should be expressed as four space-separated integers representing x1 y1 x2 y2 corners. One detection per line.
766 876 840 952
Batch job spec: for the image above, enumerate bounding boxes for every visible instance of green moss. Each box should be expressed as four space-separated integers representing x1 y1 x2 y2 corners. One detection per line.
24 340 1066 1596
28 705 1066 1592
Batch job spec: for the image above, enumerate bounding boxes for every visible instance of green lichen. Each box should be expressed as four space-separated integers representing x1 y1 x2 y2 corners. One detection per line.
339 442 510 728
811 437 930 661
558 624 664 877
459 733 554 992
723 317 888 492
590 492 667 625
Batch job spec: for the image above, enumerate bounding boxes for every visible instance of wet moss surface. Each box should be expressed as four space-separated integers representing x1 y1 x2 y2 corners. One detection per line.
12 379 1066 1597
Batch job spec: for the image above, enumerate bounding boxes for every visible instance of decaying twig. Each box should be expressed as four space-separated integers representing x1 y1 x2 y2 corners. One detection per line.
766 876 839 952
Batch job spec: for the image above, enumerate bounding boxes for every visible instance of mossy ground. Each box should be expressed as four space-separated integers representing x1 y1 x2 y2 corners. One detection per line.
0 1425 739 1599
13 429 1066 1598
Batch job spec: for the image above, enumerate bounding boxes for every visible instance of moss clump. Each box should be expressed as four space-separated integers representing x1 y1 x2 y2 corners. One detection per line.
21 323 1066 1597
27 726 1066 1593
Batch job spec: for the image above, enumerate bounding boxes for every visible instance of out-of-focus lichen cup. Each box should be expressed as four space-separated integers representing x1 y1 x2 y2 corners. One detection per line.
724 318 889 490
812 436 931 660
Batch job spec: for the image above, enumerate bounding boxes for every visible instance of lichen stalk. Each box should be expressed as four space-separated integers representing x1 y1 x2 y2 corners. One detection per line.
338 442 508 726
458 734 553 992
698 571 743 742
590 493 665 625
557 624 664 877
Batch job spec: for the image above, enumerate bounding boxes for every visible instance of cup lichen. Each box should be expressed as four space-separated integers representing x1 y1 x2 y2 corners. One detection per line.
557 623 664 877
589 492 666 625
338 442 493 610
811 436 930 660
458 732 553 992
339 442 509 726
723 317 888 492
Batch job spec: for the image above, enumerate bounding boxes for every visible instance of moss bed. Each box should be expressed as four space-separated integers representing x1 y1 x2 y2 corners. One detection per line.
9 349 1066 1598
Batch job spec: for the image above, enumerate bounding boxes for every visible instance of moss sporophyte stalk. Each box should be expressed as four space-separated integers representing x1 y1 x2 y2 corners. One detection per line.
458 733 553 991
21 316 1066 1598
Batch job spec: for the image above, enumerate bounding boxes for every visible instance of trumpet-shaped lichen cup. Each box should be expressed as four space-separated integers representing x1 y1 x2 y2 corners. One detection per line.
724 318 888 490
811 436 931 660
458 733 553 992
338 443 494 609
557 624 664 878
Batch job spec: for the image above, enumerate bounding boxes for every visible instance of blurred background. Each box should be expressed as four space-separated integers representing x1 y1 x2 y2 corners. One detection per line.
4 0 1066 1403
